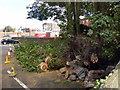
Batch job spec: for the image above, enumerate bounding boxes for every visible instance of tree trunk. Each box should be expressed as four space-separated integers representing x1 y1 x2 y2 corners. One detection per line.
73 2 80 35
66 2 81 35
94 2 109 15
76 2 80 35
66 2 74 35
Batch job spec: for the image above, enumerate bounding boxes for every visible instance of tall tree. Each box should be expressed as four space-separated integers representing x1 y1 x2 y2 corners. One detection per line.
74 2 80 35
27 1 82 35
27 1 119 36
94 2 109 15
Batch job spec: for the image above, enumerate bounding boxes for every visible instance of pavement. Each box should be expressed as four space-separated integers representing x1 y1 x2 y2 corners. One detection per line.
102 62 120 89
1 45 84 89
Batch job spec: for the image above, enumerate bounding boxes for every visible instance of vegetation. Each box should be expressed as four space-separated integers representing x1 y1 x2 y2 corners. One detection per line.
27 2 81 35
24 1 120 71
27 2 119 33
14 40 43 72
93 76 108 89
14 38 68 72
39 38 68 70
3 25 14 32
12 2 120 89
87 13 120 61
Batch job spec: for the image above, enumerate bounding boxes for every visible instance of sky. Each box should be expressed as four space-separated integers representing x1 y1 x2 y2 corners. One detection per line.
0 0 54 29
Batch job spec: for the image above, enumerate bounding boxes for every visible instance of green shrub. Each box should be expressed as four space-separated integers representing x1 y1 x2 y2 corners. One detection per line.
93 76 108 89
88 13 120 61
14 38 68 72
40 38 68 70
14 40 45 72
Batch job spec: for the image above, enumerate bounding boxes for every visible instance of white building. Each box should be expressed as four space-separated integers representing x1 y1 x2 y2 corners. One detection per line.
43 23 60 37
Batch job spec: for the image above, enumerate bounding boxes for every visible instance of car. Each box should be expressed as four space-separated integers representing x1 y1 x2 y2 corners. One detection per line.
1 39 19 45
3 35 11 37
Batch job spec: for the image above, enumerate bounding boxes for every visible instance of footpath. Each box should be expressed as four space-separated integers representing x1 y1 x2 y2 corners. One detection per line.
102 62 120 89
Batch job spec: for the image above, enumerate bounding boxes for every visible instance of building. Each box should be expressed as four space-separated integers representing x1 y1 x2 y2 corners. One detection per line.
43 23 60 32
42 23 60 37
80 18 91 26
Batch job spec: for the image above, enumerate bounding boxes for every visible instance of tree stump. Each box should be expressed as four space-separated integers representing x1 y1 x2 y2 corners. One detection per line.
39 62 48 71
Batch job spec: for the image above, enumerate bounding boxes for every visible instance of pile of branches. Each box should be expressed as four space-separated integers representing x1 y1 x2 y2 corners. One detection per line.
64 35 108 70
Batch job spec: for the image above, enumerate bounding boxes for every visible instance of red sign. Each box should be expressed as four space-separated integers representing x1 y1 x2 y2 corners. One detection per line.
35 34 47 38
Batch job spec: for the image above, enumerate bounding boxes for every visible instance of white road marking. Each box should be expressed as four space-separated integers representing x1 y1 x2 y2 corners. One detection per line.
7 71 31 90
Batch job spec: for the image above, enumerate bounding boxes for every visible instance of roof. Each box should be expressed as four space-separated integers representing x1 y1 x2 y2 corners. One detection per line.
80 18 91 26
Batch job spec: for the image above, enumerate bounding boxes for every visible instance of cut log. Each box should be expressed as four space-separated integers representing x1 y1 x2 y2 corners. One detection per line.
83 60 90 66
65 71 70 79
73 60 84 67
66 60 84 68
66 61 78 68
45 56 51 64
68 75 77 81
91 53 98 64
65 69 73 79
44 54 52 64
59 67 67 74
39 62 48 71
73 67 88 81
86 70 105 81
84 81 95 88
75 55 81 60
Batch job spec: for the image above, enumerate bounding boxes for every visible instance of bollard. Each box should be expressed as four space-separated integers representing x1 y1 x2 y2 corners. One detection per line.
5 56 11 64
9 48 12 52
8 50 11 58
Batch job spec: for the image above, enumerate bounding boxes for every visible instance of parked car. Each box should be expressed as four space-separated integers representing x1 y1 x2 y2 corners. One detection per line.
1 39 19 45
3 35 11 37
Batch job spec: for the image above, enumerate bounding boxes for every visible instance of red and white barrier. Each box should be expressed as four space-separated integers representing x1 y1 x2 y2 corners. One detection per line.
8 50 11 58
9 48 12 52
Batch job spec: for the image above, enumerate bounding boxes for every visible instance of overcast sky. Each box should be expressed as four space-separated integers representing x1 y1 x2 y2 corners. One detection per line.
0 0 54 29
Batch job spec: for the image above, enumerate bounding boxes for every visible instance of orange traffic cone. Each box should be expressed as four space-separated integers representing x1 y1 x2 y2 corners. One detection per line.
4 56 11 64
8 50 11 58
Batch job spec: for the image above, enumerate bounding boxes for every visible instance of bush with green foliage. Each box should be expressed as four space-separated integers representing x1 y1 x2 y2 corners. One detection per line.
87 13 120 61
14 40 45 72
14 38 68 72
40 38 68 70
93 76 108 89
